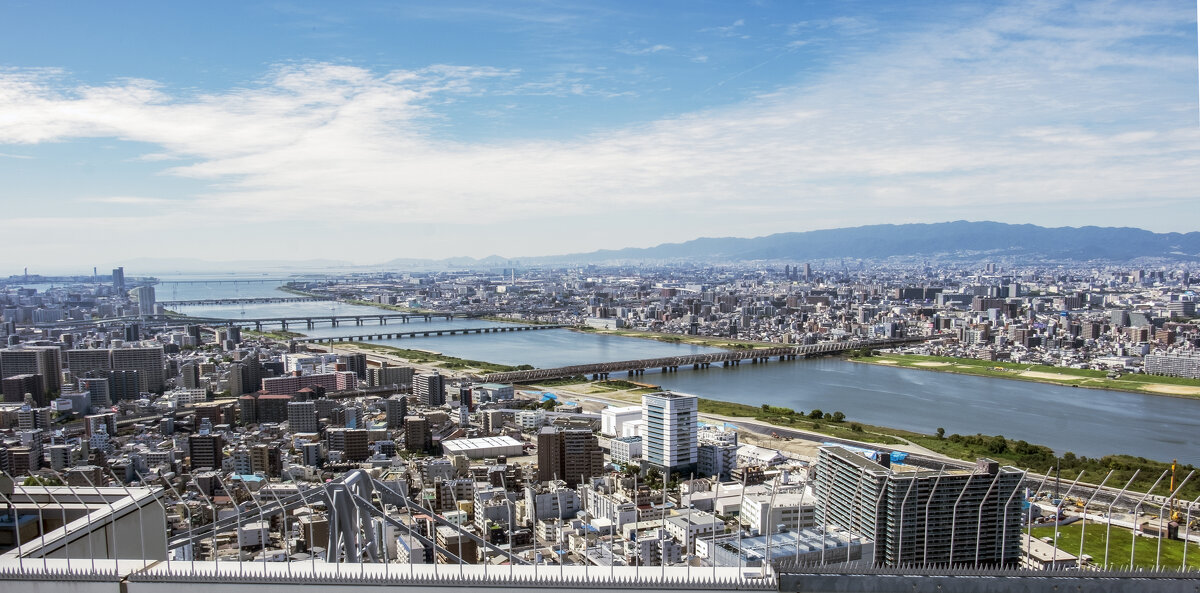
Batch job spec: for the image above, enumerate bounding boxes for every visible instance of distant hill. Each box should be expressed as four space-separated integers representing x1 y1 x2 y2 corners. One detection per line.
519 221 1200 264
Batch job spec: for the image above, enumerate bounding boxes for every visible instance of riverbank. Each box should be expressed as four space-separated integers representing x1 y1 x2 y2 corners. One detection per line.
324 340 533 374
853 353 1200 399
572 327 780 351
529 375 1199 500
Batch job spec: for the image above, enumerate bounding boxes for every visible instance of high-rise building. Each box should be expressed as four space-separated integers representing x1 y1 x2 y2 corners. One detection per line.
641 391 697 476
327 428 369 461
188 433 224 471
415 372 445 407
106 369 141 401
250 443 281 477
111 267 125 292
287 400 319 433
79 377 111 408
536 426 603 487
135 285 156 316
0 345 62 398
67 348 113 380
1 374 45 405
385 394 408 429
814 446 1023 567
337 353 367 381
404 416 432 453
110 346 165 394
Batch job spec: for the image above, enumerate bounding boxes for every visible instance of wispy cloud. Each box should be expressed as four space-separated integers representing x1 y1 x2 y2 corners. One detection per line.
0 152 32 159
0 1 1197 262
79 196 172 205
616 41 674 55
701 18 749 39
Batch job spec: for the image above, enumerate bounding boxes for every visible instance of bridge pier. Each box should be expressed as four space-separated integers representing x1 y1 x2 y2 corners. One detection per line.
331 319 339 327
281 321 289 330
380 316 386 325
255 322 262 331
306 319 314 329
355 317 363 326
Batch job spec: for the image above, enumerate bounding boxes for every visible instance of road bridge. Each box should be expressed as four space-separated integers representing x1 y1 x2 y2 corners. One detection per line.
199 311 489 331
476 337 926 383
294 324 570 343
161 296 333 307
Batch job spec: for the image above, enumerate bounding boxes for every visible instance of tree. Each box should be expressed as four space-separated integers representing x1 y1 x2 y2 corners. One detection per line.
808 409 824 420
936 427 946 439
831 411 846 423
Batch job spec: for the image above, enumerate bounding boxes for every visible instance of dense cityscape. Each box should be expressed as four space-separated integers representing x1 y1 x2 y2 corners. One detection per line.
1 258 1198 591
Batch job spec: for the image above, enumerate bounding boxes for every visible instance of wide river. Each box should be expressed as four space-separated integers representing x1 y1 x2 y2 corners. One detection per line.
174 286 1200 465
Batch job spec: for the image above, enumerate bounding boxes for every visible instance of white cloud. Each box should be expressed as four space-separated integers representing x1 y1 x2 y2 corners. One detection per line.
0 1 1197 264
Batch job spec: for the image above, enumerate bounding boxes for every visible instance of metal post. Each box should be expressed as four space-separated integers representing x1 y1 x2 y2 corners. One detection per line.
1157 471 1193 570
1130 470 1169 569
1075 470 1113 570
192 477 219 574
819 473 829 565
714 479 721 578
214 475 244 576
1024 468 1053 570
106 466 147 569
37 477 72 572
1103 470 1139 569
949 471 978 567
973 470 1003 568
895 476 916 568
449 482 464 578
737 474 746 573
78 469 121 574
501 472 513 579
51 469 97 574
0 473 26 573
154 473 196 574
660 482 668 578
262 479 292 576
17 480 49 571
1051 471 1084 569
923 466 948 566
1183 494 1200 570
999 470 1027 568
763 474 780 576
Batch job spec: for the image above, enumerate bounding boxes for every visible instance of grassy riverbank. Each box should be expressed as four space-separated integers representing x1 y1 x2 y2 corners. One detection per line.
853 353 1200 398
333 341 533 374
1027 523 1200 570
573 326 777 350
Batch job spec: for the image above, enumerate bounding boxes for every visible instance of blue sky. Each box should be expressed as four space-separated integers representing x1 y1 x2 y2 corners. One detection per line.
0 0 1197 270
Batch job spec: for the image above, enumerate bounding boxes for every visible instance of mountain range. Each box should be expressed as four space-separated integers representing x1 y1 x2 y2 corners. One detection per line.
382 221 1200 267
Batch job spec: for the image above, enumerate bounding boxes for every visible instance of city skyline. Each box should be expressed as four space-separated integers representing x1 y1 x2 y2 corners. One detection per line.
1 0 1197 268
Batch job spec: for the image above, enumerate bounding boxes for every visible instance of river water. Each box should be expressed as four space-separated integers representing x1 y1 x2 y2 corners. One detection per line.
174 285 1200 464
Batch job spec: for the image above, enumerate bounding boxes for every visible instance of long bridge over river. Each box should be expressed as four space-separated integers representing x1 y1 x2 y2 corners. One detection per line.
161 296 333 306
476 336 928 383
293 324 570 343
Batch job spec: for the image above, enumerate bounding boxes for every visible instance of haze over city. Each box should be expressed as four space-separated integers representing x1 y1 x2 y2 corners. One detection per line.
1 0 1198 270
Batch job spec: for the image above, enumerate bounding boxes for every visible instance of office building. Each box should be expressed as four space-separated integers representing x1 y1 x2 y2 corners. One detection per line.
67 348 113 379
188 433 224 471
385 394 408 429
366 364 413 388
641 391 698 476
2 374 45 404
106 369 142 401
536 426 603 487
337 353 367 380
111 346 165 394
135 285 156 316
80 377 111 408
814 446 1023 567
405 416 433 453
287 400 319 433
415 372 445 407
326 428 369 462
0 345 62 398
111 267 125 292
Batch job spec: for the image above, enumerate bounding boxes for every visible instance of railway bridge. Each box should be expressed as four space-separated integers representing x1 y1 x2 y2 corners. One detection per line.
477 337 926 383
293 324 570 343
